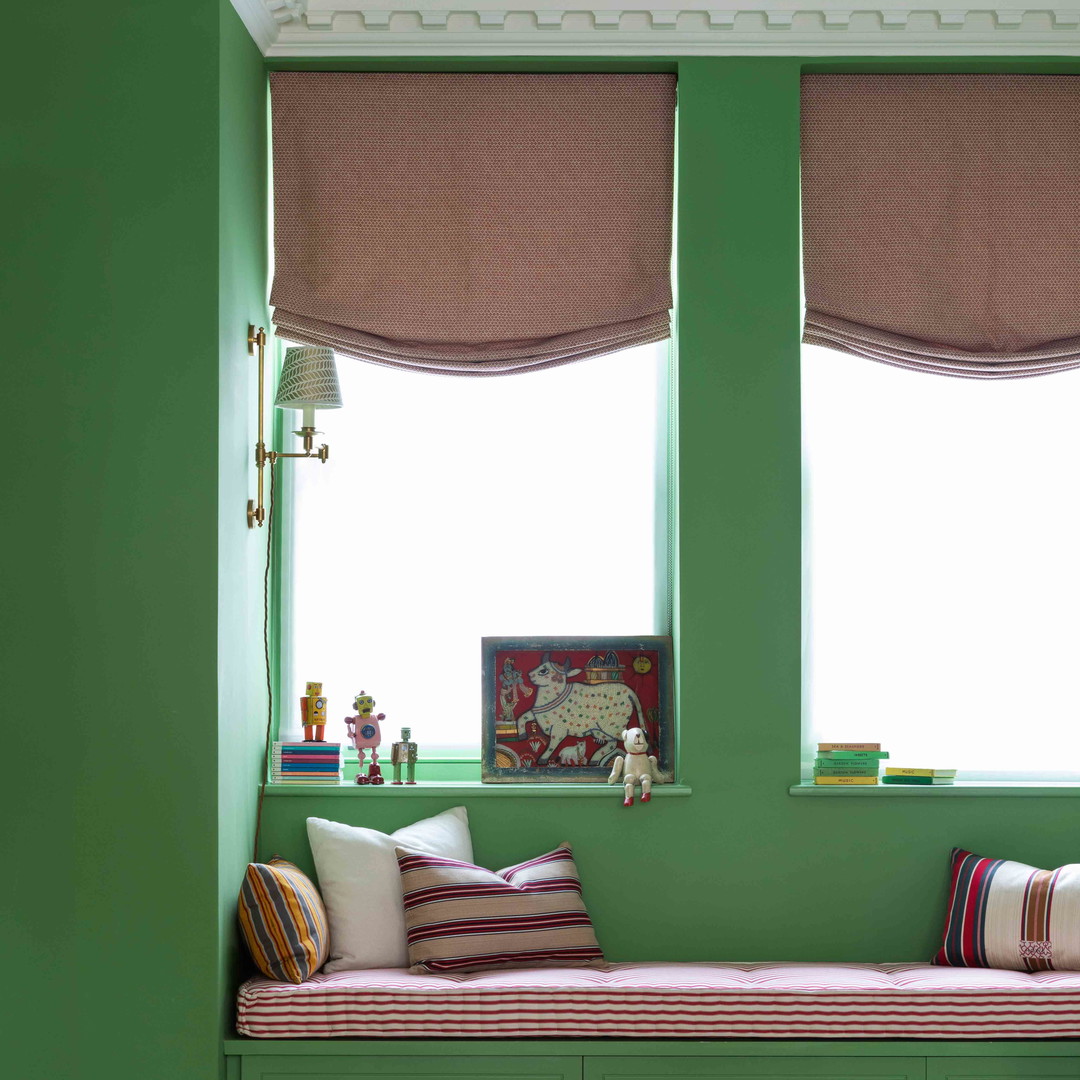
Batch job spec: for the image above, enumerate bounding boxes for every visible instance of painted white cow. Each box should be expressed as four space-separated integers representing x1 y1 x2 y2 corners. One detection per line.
517 653 647 765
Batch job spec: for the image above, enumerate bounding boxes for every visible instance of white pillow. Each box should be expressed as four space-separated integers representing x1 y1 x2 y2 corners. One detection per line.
307 806 473 971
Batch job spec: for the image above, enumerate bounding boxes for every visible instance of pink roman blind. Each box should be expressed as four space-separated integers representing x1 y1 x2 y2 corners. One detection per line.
269 72 675 376
801 74 1080 379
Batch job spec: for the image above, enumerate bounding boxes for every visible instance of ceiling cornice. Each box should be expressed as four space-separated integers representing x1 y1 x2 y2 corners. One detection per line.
230 2 1080 56
230 0 282 52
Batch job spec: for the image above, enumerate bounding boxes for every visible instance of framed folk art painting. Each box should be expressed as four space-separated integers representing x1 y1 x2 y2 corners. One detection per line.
481 636 674 783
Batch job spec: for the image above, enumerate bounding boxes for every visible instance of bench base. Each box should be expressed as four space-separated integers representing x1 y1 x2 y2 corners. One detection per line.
225 1045 1080 1080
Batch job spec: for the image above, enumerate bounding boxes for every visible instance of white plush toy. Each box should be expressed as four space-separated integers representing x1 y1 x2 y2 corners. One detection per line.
608 727 664 807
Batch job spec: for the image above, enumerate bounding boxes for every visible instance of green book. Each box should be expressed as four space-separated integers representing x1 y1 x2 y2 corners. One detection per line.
813 765 881 777
814 757 881 769
881 775 956 785
816 750 890 760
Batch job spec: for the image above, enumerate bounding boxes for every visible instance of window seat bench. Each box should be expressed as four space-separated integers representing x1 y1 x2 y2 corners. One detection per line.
235 961 1080 1040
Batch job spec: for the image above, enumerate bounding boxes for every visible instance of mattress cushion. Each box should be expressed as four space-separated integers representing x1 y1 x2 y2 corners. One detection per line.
236 960 1080 1039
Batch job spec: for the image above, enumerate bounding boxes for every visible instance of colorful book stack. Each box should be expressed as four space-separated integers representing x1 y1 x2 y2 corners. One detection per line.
272 741 343 785
882 767 957 786
813 743 888 785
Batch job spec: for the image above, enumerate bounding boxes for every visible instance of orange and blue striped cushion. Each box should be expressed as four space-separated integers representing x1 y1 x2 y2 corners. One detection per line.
397 843 604 974
239 858 329 984
933 847 1080 971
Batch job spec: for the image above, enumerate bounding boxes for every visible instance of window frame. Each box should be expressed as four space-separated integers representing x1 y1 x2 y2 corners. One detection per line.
273 338 678 772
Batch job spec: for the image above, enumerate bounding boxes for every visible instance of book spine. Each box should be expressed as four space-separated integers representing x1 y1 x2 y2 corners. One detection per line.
817 743 881 751
812 760 881 768
813 767 880 777
274 755 342 763
881 775 953 785
272 768 343 774
816 750 889 760
270 773 341 781
813 776 879 785
272 779 342 785
884 768 953 777
272 772 342 778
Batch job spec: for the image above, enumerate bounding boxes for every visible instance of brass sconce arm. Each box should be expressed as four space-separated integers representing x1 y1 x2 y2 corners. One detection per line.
247 325 331 529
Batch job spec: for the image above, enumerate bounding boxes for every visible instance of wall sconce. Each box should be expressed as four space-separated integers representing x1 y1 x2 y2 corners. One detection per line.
247 325 342 528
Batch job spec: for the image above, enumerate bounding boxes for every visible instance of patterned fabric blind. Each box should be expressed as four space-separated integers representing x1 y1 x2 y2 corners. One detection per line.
801 74 1080 379
269 73 675 377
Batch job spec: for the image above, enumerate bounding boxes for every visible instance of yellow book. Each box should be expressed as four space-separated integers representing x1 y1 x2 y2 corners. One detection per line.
885 768 957 778
813 776 879 785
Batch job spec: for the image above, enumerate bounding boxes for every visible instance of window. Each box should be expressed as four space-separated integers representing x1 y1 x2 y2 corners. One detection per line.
284 341 671 754
802 344 1080 780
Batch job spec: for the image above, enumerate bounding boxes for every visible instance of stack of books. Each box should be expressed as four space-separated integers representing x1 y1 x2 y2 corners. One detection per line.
271 741 343 785
882 767 957 786
813 742 888 785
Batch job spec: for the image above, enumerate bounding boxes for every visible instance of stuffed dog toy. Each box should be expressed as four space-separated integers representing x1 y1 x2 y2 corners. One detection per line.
608 726 663 806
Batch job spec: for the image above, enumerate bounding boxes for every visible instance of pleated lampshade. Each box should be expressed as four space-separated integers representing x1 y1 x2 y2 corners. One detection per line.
274 346 343 417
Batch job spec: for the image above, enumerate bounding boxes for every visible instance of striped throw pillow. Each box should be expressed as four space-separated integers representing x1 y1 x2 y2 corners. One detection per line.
397 843 605 974
238 857 329 983
933 847 1080 971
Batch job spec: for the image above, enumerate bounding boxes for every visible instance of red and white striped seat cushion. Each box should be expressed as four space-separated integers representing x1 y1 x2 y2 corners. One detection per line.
236 961 1080 1038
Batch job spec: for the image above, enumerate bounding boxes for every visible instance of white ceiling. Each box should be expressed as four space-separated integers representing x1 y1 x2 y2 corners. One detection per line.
231 1 1080 56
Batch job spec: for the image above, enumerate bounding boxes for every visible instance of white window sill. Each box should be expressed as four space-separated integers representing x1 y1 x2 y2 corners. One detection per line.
790 780 1080 798
265 781 693 798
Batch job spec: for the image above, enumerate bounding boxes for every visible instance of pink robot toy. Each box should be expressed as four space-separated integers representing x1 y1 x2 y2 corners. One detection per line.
344 691 385 786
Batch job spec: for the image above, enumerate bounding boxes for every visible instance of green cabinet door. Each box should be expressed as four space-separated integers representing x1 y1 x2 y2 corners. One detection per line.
928 1061 1080 1080
585 1058 927 1080
241 1055 583 1080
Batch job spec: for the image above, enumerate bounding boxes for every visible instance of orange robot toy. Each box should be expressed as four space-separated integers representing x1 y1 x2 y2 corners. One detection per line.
300 681 327 742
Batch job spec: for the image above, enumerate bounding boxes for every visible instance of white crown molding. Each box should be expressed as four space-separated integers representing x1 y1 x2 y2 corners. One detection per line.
233 2 1080 55
230 0 281 52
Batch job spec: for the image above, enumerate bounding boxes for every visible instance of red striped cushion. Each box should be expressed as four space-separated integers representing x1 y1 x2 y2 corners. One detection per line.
933 847 1080 971
397 843 604 974
236 961 1080 1038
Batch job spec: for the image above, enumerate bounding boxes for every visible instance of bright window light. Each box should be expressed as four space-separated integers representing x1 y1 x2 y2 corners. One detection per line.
285 341 670 753
803 344 1080 781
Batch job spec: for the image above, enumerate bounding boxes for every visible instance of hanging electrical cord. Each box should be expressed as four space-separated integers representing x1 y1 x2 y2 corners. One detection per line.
252 458 276 864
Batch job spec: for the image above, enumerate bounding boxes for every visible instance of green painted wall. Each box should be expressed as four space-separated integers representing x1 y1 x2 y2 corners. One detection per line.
5 12 1080 1073
218 0 270 1061
257 56 1080 968
4 1 266 1077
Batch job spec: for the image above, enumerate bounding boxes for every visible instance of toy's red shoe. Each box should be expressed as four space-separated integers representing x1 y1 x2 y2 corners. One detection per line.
623 795 634 807
641 791 652 803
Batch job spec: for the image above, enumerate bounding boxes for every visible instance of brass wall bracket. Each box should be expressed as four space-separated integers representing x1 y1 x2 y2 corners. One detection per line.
246 325 331 529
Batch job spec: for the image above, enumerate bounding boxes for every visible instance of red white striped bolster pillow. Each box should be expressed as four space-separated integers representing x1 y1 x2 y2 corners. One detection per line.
933 847 1080 971
396 843 604 974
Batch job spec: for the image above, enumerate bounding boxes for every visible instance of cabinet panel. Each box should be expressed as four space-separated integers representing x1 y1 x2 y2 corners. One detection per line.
241 1055 582 1080
585 1058 927 1080
929 1061 1080 1080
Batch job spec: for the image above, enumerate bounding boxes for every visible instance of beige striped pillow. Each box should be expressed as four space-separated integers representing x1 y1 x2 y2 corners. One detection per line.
396 843 605 974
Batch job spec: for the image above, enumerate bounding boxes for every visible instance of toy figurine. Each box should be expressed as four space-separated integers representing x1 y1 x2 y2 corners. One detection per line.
391 727 418 785
608 726 664 807
344 692 385 785
301 681 327 742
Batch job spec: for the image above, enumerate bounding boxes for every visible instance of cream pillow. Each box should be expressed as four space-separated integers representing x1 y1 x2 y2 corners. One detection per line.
307 806 473 971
